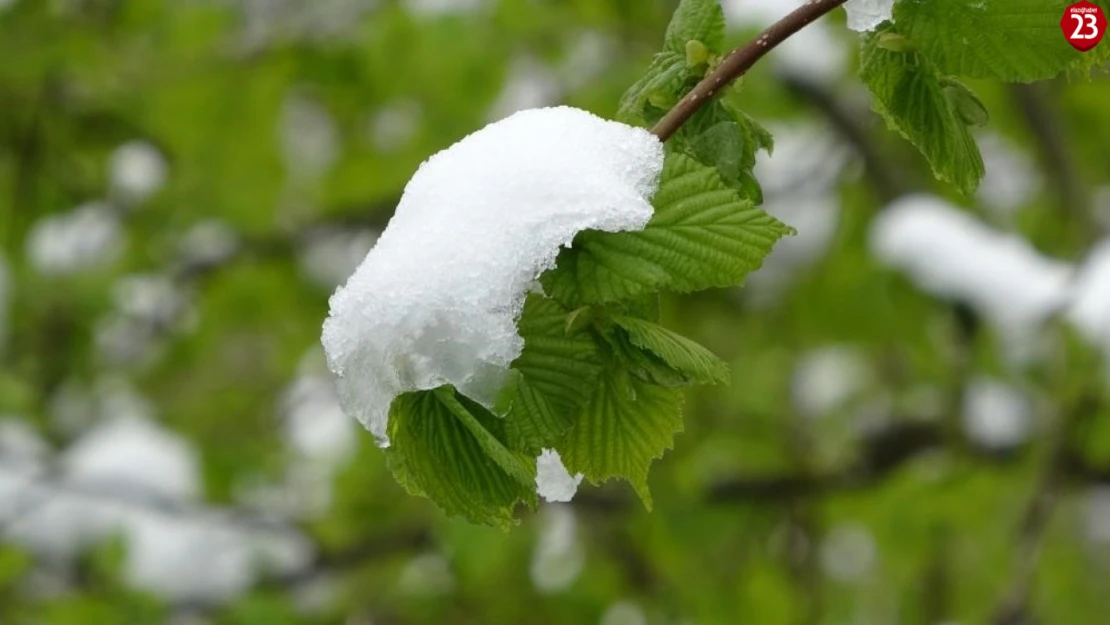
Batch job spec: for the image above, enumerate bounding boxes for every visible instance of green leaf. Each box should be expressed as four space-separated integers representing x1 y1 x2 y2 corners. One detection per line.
542 152 793 306
557 369 684 508
502 375 572 453
616 0 726 126
612 315 730 386
616 51 689 126
672 96 774 203
859 30 985 195
664 0 726 55
387 388 535 527
894 0 1110 83
512 295 603 416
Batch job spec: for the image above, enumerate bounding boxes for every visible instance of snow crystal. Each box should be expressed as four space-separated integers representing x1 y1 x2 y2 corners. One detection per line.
536 449 583 503
26 202 122 276
843 0 894 33
871 195 1073 356
530 504 584 593
321 106 663 443
962 377 1032 450
109 140 168 205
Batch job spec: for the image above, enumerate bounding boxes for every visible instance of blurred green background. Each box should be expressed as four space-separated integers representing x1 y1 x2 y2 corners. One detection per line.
2 1 1110 624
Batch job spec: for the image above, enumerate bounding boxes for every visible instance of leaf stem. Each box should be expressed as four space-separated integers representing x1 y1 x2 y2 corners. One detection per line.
650 0 849 142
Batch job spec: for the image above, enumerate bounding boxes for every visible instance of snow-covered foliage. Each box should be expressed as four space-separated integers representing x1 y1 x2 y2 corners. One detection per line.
322 106 663 443
843 0 894 32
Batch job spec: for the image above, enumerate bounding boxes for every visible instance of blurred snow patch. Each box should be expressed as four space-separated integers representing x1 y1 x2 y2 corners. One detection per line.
96 273 193 368
600 600 647 625
820 523 877 582
27 202 122 276
791 346 871 419
369 100 422 152
747 124 847 303
489 58 562 122
531 504 584 593
1067 240 1110 361
1085 487 1110 545
404 0 485 17
723 0 847 82
109 141 168 206
299 227 379 290
844 0 894 32
398 552 455 596
976 133 1040 216
0 255 8 350
0 408 313 603
281 93 339 182
871 195 1073 360
559 31 615 91
48 377 154 437
536 449 583 503
63 413 199 501
178 220 240 268
962 377 1032 450
321 107 663 443
238 0 377 48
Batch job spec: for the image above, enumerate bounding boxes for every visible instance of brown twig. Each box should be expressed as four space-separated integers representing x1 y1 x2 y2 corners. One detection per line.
650 0 849 142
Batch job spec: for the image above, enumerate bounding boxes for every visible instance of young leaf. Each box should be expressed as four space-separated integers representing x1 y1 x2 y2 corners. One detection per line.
612 315 730 386
511 295 603 416
387 388 536 527
859 29 985 195
502 375 572 454
616 0 727 126
557 369 684 508
678 99 774 203
542 152 793 306
663 0 726 55
894 0 1110 82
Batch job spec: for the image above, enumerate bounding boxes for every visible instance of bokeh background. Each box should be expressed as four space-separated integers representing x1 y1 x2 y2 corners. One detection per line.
2 1 1110 624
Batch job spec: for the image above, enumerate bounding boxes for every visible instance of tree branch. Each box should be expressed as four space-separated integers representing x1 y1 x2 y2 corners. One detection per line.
651 0 849 142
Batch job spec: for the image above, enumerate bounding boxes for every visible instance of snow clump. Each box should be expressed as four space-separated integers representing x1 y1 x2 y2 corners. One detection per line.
321 106 664 444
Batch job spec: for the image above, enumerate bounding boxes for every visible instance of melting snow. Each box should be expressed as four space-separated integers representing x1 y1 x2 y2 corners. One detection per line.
321 106 663 443
843 0 894 32
535 449 583 503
